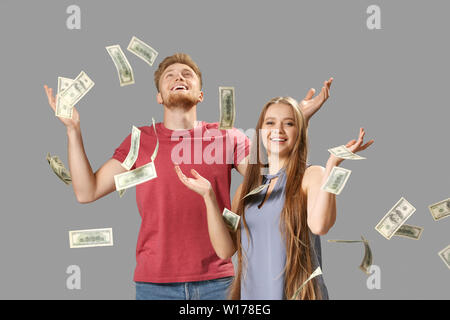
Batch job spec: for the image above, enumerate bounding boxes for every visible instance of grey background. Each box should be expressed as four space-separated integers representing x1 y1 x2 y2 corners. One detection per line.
0 0 448 299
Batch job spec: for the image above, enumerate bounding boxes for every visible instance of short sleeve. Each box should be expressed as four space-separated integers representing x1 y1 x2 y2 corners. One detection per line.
112 133 136 170
230 128 251 169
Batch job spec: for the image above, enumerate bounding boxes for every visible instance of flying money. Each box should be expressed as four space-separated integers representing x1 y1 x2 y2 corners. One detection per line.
328 145 366 160
69 228 113 248
121 126 141 170
375 197 416 240
46 153 72 185
59 71 95 106
219 87 235 130
328 236 373 275
438 245 450 269
127 36 158 66
55 76 74 119
222 208 240 232
106 45 134 86
393 224 423 240
428 198 450 221
114 161 157 191
242 183 270 200
291 266 322 300
320 166 352 195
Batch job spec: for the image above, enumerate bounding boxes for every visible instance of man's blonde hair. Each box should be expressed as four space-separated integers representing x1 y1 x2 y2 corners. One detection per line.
154 53 203 92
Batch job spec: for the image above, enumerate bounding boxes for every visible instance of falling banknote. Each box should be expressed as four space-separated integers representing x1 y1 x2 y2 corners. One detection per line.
59 71 94 107
55 76 74 119
242 183 270 200
327 236 373 275
375 197 416 240
222 208 240 232
438 245 450 269
114 161 157 191
328 145 366 160
46 153 72 185
69 228 113 248
106 45 135 86
127 36 158 66
320 166 352 195
291 266 323 300
121 126 141 170
219 87 235 130
428 198 450 221
393 224 423 240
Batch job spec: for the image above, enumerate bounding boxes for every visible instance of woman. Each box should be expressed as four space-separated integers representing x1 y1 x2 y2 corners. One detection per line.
174 96 373 299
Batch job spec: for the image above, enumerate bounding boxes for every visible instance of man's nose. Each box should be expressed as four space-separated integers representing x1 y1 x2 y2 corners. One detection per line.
175 72 185 82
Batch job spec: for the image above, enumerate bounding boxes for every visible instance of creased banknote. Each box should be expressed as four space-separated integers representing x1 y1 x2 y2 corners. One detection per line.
59 71 94 106
127 36 158 66
106 45 134 86
69 228 113 248
219 87 235 130
320 166 352 195
222 208 240 232
46 152 72 185
393 224 423 240
375 197 416 240
428 198 450 221
55 76 74 119
291 266 322 300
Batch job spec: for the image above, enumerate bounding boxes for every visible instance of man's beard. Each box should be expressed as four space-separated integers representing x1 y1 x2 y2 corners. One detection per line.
165 91 199 110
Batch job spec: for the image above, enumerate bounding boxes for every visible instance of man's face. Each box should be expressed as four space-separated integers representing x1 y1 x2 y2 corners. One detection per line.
157 63 203 109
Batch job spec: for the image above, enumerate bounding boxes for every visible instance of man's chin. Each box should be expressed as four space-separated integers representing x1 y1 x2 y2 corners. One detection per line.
166 94 198 110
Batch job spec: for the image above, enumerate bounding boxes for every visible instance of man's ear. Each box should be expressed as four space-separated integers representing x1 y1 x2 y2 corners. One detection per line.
157 92 163 104
197 91 204 103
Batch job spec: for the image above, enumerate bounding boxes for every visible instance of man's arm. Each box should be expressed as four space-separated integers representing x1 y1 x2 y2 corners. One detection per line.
67 126 126 203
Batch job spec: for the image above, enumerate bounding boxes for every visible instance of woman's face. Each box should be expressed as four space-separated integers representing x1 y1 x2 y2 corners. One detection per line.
261 103 298 160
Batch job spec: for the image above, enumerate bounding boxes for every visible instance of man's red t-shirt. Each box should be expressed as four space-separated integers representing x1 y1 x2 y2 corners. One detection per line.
112 121 250 283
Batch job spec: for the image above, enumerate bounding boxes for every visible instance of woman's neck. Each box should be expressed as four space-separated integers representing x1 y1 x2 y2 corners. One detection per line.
267 154 287 175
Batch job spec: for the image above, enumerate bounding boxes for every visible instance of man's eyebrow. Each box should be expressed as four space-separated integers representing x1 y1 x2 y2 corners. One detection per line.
164 67 194 74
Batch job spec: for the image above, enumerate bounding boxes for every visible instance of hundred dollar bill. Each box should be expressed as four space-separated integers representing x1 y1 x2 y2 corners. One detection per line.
106 45 134 86
393 224 423 240
46 153 72 185
121 126 141 170
55 76 74 119
328 145 366 160
219 87 235 130
127 36 158 66
242 183 270 200
59 71 95 107
428 198 450 221
118 189 126 198
375 197 416 240
69 227 113 248
328 236 372 275
438 245 450 269
222 208 240 232
114 161 157 191
291 266 322 300
320 166 351 195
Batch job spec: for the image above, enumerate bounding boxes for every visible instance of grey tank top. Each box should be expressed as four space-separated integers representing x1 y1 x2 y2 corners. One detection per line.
240 166 329 300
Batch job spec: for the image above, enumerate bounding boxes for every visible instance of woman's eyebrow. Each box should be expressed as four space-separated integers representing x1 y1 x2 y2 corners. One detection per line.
264 116 295 121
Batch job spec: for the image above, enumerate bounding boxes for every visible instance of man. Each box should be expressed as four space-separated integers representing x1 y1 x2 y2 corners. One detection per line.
44 53 332 299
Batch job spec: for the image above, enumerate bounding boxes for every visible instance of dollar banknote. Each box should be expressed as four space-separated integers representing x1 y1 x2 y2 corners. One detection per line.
320 166 352 195
328 145 366 160
219 87 235 130
127 36 158 66
118 189 126 198
375 197 416 240
114 161 157 191
106 45 134 86
328 236 372 275
55 76 74 119
438 245 450 269
59 71 94 107
222 208 240 232
242 183 270 200
69 228 113 248
428 198 450 221
46 153 72 185
121 126 141 170
291 266 322 300
393 224 423 240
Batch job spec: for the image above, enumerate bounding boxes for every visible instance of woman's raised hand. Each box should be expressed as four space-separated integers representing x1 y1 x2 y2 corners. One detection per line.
174 165 213 198
44 84 80 129
331 128 374 165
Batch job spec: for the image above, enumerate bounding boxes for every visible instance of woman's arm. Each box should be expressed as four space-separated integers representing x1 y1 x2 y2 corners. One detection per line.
305 128 374 235
174 166 236 259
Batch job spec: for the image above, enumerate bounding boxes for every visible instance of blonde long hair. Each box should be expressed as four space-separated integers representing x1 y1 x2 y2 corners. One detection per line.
228 96 321 300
